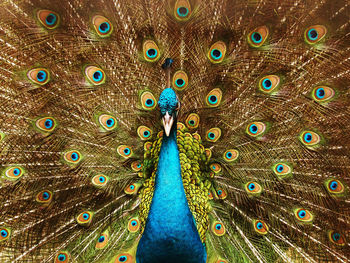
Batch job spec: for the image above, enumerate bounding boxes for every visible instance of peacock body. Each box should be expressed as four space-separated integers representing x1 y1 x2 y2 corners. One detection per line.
0 0 349 262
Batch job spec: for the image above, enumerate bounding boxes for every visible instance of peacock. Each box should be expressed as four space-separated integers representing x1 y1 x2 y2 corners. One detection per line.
0 0 349 262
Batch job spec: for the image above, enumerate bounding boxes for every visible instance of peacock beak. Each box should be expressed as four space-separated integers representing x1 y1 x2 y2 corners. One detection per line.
162 111 174 137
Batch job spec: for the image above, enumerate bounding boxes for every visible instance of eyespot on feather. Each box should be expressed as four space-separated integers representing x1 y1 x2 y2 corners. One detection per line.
140 91 157 110
294 208 313 223
212 222 226 236
206 128 221 142
37 10 59 29
223 149 239 162
55 251 70 263
248 26 269 47
204 148 212 160
210 163 222 174
206 88 222 107
92 15 113 37
117 145 133 158
128 218 140 232
215 259 228 263
63 150 82 164
312 86 335 103
185 113 200 129
76 211 93 226
328 230 346 246
144 141 152 151
98 114 117 131
258 75 280 93
84 66 106 86
36 190 53 204
299 131 321 147
174 0 192 21
208 41 226 64
253 220 269 234
114 253 133 263
216 189 227 199
137 126 153 140
96 232 109 249
0 227 11 242
304 25 327 45
143 40 160 62
124 183 140 195
35 117 56 132
273 163 292 178
3 166 25 181
245 182 262 195
208 191 214 200
27 68 50 85
246 122 266 137
172 70 189 90
92 174 109 187
324 179 345 195
131 161 143 172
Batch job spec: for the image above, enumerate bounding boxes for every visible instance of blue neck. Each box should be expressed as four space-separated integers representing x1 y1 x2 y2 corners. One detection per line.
136 126 206 263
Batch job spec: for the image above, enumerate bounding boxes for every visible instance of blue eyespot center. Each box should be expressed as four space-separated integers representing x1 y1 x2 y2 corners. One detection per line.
143 131 150 137
123 148 130 155
46 14 57 25
13 168 20 176
330 180 338 190
208 95 218 104
1 230 8 237
277 165 284 172
215 224 222 230
137 164 141 168
304 132 312 143
249 183 255 190
58 254 66 261
71 152 78 161
177 7 189 17
256 222 263 229
226 152 232 158
217 190 222 195
298 210 306 218
249 124 258 134
332 232 340 241
251 32 262 43
211 49 222 60
262 79 272 89
37 71 47 82
93 71 103 82
145 99 154 107
308 29 318 40
99 176 105 183
176 78 185 87
130 185 135 190
119 256 127 262
44 119 53 128
83 213 89 220
189 120 195 126
316 88 325 98
99 22 110 33
98 236 105 242
208 132 215 139
131 220 137 226
42 192 50 199
147 48 157 59
106 118 114 127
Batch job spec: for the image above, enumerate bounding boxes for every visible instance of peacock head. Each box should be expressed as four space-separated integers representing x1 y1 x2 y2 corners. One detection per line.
158 88 179 136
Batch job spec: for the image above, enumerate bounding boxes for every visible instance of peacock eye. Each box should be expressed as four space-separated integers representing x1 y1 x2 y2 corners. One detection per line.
324 179 344 195
258 75 280 93
212 222 226 236
304 25 327 45
4 166 25 181
246 122 267 137
92 15 113 37
143 40 160 62
312 86 335 103
77 211 93 226
223 149 239 162
36 190 53 204
328 230 346 246
245 181 262 194
294 208 313 223
253 220 268 234
174 0 191 20
84 66 106 86
206 88 222 107
131 161 143 172
117 145 133 158
55 251 70 263
37 10 59 29
92 174 109 187
172 70 189 90
273 162 292 178
124 183 138 194
248 26 269 47
216 188 227 199
206 127 221 142
299 130 321 148
115 253 133 263
63 150 82 164
208 41 226 63
185 113 199 129
210 163 222 174
137 126 153 140
0 227 11 241
98 114 117 131
128 218 140 232
35 117 57 132
140 91 157 110
27 68 50 85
